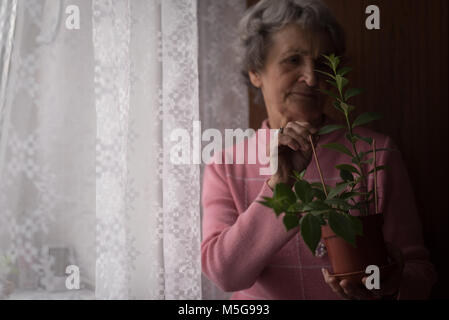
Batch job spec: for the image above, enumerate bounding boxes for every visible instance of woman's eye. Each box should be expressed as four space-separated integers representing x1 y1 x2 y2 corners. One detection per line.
286 56 300 64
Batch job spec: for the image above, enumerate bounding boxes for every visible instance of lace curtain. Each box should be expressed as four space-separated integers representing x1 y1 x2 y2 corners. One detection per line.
0 0 248 299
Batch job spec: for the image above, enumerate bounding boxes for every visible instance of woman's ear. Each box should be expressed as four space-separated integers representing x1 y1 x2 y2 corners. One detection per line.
249 71 262 88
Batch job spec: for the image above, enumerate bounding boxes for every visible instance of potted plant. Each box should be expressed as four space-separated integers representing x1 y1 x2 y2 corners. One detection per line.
259 54 396 283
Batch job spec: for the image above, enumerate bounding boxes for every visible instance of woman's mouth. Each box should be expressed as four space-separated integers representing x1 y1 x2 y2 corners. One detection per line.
291 91 316 98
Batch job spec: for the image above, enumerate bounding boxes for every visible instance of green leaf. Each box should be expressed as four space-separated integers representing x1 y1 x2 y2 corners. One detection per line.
321 53 331 65
329 54 340 72
351 176 364 186
340 191 364 199
340 169 354 182
283 214 299 231
360 158 374 165
315 69 336 80
310 183 331 197
368 165 389 174
274 183 296 205
350 202 365 212
292 169 306 181
272 201 285 214
357 149 397 164
300 213 322 254
309 209 331 216
287 202 303 213
352 112 383 128
311 188 326 201
337 66 352 77
348 215 363 236
340 102 355 115
317 215 327 226
335 164 360 175
324 198 352 210
320 54 334 70
351 153 365 165
333 100 343 112
345 132 357 144
335 75 349 93
326 79 338 89
353 133 373 145
321 142 353 157
352 151 367 163
257 197 284 216
294 180 313 203
317 124 345 135
303 200 330 211
311 182 331 190
357 151 368 159
364 147 397 154
322 60 334 71
260 182 302 216
322 53 341 73
328 211 357 247
318 88 339 100
344 88 364 101
327 182 351 199
257 197 273 208
257 198 273 209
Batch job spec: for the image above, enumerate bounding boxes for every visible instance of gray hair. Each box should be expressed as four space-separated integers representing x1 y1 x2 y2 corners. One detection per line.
238 0 346 104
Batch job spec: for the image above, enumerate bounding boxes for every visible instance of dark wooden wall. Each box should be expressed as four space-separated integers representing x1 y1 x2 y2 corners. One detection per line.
246 0 448 299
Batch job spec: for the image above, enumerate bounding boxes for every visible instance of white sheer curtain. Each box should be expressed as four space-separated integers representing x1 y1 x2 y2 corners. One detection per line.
0 0 248 300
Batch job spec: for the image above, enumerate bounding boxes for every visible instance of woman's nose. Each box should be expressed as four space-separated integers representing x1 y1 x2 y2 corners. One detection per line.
298 61 318 87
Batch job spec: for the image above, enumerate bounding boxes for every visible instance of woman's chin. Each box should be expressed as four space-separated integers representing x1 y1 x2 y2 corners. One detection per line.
287 103 323 118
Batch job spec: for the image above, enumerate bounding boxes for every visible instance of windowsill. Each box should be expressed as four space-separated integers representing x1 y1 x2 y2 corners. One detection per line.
7 289 95 300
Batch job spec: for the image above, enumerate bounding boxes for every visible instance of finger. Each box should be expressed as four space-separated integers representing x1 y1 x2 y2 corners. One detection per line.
283 122 310 148
287 121 316 138
283 124 312 151
322 268 351 300
341 279 377 300
294 121 319 135
339 279 357 299
278 134 300 151
340 279 373 300
290 122 320 147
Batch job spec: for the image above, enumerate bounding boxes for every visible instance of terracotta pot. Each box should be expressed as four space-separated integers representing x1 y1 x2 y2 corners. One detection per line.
321 213 396 283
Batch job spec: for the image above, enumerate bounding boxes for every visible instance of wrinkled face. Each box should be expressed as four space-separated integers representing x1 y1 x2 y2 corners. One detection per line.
249 24 334 128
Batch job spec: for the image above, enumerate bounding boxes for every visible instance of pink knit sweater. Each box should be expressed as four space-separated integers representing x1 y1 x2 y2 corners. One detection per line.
201 115 437 300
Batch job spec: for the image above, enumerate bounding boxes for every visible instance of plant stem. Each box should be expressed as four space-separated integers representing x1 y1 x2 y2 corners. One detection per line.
340 99 370 215
308 134 328 197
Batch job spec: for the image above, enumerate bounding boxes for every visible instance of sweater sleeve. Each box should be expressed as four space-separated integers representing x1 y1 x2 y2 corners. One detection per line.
378 136 437 299
201 162 298 292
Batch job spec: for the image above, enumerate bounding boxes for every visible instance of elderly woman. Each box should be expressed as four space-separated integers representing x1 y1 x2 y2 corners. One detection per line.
201 0 437 300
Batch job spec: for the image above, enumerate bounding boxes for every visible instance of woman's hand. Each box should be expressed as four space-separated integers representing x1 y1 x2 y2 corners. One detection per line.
267 121 319 189
362 242 405 298
321 242 404 300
